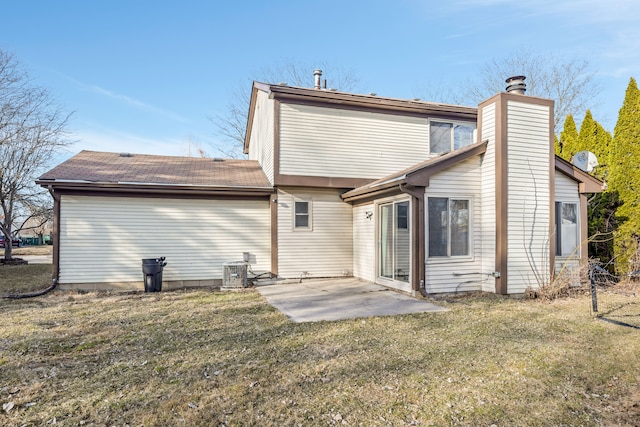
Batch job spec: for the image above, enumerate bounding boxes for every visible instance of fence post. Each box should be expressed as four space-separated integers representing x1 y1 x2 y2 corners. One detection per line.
589 267 598 314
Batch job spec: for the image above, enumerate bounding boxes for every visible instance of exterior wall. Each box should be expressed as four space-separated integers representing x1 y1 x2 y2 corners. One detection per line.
279 103 431 179
58 195 270 289
554 171 581 281
479 102 497 292
506 100 552 294
352 203 375 283
425 157 484 293
277 187 353 278
248 90 275 184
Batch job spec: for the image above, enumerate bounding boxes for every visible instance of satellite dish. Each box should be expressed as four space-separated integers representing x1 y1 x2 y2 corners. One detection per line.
572 150 598 173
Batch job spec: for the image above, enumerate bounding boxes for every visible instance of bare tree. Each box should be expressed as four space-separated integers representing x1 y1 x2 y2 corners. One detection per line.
210 62 363 158
462 49 599 131
0 50 72 261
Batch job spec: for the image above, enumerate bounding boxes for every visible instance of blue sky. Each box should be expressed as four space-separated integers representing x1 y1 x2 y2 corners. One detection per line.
2 0 639 160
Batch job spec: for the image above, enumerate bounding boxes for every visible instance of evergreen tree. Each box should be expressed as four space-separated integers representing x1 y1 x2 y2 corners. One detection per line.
571 111 616 265
578 110 612 181
554 134 561 156
609 77 640 273
558 114 579 161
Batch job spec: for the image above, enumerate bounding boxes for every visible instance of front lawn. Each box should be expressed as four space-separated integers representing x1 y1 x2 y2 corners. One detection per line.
1 284 639 426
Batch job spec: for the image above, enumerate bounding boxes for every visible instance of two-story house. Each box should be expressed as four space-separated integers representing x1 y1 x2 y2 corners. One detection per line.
37 74 603 294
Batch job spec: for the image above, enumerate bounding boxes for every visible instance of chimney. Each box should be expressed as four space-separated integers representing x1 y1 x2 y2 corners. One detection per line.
505 75 526 94
313 69 322 89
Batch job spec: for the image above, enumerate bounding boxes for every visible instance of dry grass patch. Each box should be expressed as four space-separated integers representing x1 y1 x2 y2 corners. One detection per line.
12 246 52 256
0 264 52 295
1 289 639 426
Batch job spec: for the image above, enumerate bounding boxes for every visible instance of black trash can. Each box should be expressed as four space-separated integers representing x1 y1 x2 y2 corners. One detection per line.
142 257 166 292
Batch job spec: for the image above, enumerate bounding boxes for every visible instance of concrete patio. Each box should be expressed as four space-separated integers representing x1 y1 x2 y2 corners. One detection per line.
257 278 447 322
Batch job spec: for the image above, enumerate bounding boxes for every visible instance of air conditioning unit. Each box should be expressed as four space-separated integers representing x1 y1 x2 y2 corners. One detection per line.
223 262 248 288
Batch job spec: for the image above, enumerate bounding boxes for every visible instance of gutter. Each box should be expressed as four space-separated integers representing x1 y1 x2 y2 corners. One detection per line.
342 175 406 203
35 179 275 197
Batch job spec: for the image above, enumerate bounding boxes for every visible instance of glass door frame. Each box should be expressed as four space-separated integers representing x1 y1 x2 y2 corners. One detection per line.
376 196 412 291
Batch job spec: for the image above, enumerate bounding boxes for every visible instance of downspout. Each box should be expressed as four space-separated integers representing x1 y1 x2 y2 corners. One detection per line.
399 184 427 297
2 186 59 299
49 187 60 288
2 279 57 299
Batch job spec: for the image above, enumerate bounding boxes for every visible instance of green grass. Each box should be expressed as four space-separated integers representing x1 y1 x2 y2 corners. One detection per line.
1 282 639 426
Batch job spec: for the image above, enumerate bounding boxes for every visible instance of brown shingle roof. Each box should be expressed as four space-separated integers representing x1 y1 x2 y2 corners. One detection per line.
38 150 272 189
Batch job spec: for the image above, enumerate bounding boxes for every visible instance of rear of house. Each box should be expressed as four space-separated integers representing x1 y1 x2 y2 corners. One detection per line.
38 73 603 294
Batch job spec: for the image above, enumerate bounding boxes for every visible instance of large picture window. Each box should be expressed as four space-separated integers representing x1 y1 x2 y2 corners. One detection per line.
429 121 476 154
555 202 578 256
428 197 470 258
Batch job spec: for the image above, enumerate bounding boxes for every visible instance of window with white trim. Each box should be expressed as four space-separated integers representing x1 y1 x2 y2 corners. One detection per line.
294 199 312 230
555 202 579 256
429 121 476 154
428 197 470 257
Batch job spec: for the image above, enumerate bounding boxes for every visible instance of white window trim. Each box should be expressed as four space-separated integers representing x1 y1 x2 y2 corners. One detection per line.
292 197 313 231
426 195 474 262
555 200 580 258
428 119 477 155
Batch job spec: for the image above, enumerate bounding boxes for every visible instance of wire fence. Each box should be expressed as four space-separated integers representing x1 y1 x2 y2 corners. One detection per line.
589 262 640 329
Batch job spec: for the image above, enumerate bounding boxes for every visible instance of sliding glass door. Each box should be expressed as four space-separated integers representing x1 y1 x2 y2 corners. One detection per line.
379 200 410 284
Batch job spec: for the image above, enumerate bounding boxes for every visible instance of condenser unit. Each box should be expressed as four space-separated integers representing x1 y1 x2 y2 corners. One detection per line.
223 262 248 288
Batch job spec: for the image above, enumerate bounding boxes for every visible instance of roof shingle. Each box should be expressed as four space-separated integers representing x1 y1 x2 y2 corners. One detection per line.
38 151 272 189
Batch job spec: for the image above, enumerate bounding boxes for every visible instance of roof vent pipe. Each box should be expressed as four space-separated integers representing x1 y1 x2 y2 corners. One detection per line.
313 69 322 89
505 75 526 94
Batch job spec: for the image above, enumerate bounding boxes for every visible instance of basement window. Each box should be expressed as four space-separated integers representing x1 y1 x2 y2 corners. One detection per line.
429 121 476 154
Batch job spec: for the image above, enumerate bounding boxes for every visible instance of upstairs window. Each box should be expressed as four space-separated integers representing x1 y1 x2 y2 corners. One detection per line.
429 121 476 154
555 202 579 257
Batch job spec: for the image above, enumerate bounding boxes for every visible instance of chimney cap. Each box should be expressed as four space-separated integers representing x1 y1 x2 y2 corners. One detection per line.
505 75 526 95
313 69 323 89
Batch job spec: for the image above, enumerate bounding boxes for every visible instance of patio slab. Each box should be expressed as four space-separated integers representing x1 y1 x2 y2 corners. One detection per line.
257 278 447 322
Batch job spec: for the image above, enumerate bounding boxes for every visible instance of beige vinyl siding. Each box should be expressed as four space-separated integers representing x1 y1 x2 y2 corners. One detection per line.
554 171 581 280
425 157 484 293
506 100 551 293
479 102 497 292
248 90 275 184
279 103 429 179
353 203 375 282
277 187 353 278
59 195 270 286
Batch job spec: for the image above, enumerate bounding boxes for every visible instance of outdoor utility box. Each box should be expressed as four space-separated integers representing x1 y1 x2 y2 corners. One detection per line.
142 257 167 292
223 262 248 289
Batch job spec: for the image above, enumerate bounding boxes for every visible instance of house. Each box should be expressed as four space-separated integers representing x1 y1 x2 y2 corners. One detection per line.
37 73 604 294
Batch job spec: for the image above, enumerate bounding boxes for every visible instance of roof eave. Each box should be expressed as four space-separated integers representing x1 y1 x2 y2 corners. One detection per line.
244 82 274 154
268 85 478 119
342 141 488 203
554 156 605 193
36 179 275 197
